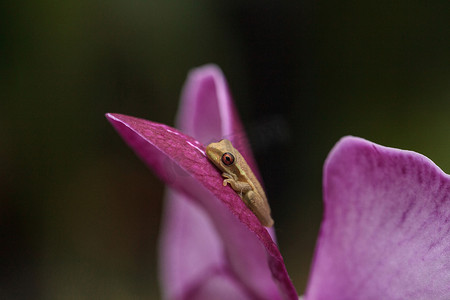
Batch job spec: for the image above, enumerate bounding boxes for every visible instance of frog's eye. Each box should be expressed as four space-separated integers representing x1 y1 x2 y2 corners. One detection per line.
221 152 235 166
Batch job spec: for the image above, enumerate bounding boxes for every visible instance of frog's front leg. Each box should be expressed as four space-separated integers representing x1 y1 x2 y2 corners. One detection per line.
222 173 252 197
222 172 237 184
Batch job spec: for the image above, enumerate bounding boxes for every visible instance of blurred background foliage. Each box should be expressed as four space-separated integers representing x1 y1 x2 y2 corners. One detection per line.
1 0 450 299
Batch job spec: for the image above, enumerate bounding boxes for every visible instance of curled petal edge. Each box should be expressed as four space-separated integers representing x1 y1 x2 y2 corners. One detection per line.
106 113 298 300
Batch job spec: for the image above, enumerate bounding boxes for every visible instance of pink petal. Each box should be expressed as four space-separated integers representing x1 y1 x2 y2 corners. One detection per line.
176 64 260 175
159 190 224 298
161 64 280 299
306 136 450 299
106 113 297 300
186 272 250 300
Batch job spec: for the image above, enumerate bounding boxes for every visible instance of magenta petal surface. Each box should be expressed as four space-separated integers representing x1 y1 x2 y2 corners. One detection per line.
106 113 297 300
176 64 261 174
160 64 280 300
306 136 450 300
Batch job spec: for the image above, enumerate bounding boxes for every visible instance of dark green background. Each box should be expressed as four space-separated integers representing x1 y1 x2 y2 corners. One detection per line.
2 1 449 299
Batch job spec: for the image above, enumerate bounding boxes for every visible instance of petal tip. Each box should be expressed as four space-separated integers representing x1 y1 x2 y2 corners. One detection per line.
187 64 225 81
325 136 368 164
105 113 121 122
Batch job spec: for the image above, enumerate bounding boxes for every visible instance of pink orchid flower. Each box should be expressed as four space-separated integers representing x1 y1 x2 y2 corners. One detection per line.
107 65 450 300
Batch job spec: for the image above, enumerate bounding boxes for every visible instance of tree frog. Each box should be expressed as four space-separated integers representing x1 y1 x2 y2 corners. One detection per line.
206 139 274 227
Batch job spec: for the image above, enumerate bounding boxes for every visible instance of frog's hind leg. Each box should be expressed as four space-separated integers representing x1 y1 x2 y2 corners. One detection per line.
242 190 257 209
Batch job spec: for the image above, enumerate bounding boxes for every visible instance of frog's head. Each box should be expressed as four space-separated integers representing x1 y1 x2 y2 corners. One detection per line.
206 139 237 172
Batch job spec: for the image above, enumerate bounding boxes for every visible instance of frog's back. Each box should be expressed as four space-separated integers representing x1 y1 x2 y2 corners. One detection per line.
236 151 268 202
